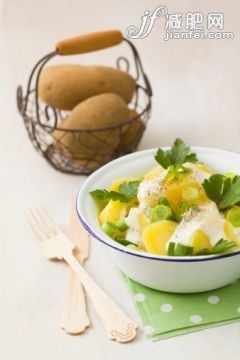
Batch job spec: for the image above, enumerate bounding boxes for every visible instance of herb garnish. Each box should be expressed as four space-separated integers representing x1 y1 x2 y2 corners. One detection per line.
168 239 236 256
194 239 236 255
155 138 198 169
90 180 140 203
167 243 194 256
203 174 240 209
165 164 193 183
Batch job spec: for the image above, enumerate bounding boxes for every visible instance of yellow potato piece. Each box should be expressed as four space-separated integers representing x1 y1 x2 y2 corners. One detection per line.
224 220 239 243
166 179 208 212
109 177 134 192
144 165 164 181
191 230 211 252
143 220 177 255
99 200 127 224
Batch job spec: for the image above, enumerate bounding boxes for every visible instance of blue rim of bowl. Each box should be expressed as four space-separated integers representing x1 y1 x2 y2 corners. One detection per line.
76 146 240 263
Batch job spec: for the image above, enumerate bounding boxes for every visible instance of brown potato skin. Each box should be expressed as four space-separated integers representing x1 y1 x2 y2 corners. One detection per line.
120 110 145 153
53 93 130 163
38 64 135 110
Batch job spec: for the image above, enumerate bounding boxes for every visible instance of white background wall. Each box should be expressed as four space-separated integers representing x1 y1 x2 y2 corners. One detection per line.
1 0 240 152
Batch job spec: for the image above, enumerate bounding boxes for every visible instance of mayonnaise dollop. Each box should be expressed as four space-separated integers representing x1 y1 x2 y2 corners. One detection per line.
137 169 168 215
125 208 143 245
166 202 226 249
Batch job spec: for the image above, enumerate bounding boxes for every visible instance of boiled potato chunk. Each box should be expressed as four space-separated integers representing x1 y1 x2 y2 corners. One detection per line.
191 230 211 252
99 200 127 224
144 165 164 181
224 220 239 243
166 179 208 213
143 220 177 255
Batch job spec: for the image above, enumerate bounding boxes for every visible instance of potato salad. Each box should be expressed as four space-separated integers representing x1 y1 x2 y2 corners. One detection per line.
90 139 240 256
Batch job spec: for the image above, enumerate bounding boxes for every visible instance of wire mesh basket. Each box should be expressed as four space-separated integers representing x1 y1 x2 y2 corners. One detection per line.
17 30 152 175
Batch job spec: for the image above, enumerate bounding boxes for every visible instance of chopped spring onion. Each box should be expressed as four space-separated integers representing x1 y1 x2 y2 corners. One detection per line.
158 196 169 206
194 239 236 255
167 242 194 256
211 239 236 254
150 205 172 223
174 243 194 256
115 238 136 246
102 221 120 238
115 219 129 231
182 186 199 202
127 244 142 251
167 242 175 256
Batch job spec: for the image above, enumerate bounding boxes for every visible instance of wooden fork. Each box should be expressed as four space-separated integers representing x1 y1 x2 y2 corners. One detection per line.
26 206 137 343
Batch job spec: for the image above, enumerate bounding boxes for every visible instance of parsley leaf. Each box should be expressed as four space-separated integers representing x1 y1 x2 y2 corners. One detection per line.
90 180 141 203
154 149 171 168
203 174 240 209
119 180 140 199
90 189 128 202
165 164 193 183
155 138 198 168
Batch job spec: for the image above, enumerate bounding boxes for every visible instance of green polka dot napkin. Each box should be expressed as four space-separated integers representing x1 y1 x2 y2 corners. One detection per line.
121 274 240 341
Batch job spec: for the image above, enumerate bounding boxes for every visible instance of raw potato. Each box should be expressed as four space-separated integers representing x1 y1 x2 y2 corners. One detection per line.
120 110 145 153
39 64 136 110
53 93 130 168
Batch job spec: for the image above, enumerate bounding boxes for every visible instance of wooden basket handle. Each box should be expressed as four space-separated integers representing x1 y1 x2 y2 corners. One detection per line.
56 30 123 56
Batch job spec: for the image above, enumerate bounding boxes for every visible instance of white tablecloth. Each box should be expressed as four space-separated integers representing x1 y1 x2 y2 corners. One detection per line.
1 0 240 359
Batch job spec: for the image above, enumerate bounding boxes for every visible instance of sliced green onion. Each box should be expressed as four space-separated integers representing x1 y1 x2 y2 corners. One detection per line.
127 244 142 251
115 219 129 231
182 186 199 202
150 204 172 223
158 196 169 206
195 239 237 256
194 248 211 256
102 221 119 238
226 207 240 227
174 243 194 256
211 239 236 254
167 242 175 256
115 238 136 246
179 201 191 212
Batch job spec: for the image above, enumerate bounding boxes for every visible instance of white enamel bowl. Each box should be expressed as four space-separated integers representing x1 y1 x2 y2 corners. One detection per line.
77 147 240 293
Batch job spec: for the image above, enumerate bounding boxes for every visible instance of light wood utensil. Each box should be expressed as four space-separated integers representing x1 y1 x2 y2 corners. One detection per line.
61 201 90 334
26 206 137 343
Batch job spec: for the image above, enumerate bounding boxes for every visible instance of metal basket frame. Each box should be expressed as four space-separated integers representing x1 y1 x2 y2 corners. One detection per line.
17 38 152 175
